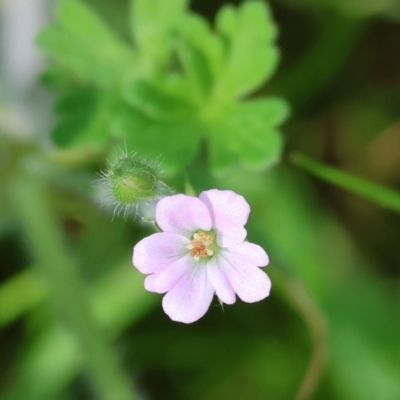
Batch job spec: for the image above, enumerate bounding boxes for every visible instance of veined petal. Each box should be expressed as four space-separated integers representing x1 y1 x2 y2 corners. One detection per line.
199 190 250 246
156 194 212 235
215 227 247 248
229 241 269 266
145 254 195 294
133 232 189 274
219 250 271 303
207 258 236 304
162 265 214 323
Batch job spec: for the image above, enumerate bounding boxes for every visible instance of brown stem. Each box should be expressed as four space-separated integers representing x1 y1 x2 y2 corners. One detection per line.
285 278 328 400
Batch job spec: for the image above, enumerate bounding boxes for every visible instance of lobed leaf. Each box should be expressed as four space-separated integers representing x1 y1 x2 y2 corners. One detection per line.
176 39 214 105
216 5 237 40
39 0 288 176
231 98 289 128
37 26 96 84
38 0 136 87
131 0 187 72
123 79 195 121
215 2 279 100
112 109 202 176
40 65 75 91
177 13 224 98
207 98 288 173
52 88 127 148
207 121 239 175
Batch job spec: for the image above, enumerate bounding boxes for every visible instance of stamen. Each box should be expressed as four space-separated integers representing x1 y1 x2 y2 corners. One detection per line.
188 231 215 261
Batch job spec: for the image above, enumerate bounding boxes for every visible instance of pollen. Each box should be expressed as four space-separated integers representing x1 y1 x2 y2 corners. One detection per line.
187 231 214 261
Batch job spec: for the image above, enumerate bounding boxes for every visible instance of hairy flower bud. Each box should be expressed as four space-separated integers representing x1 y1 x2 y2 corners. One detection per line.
108 159 158 204
97 150 171 219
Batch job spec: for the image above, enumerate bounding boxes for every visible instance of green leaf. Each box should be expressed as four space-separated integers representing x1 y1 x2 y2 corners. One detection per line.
38 26 94 83
291 153 400 214
176 39 214 105
0 271 47 328
57 0 120 43
207 98 288 173
112 109 202 176
39 65 74 91
177 13 224 94
235 127 283 171
39 0 288 176
37 0 136 86
231 97 289 128
54 87 97 115
237 1 277 42
215 5 237 39
52 88 127 148
207 122 238 175
131 0 187 71
52 87 97 146
3 262 157 400
215 2 279 100
331 321 400 400
123 79 195 121
327 278 400 400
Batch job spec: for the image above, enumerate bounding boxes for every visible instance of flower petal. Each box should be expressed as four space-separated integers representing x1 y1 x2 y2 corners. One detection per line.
156 194 212 235
145 254 195 294
162 265 214 323
199 190 250 247
215 227 247 248
133 232 189 274
207 259 236 304
218 250 271 303
229 241 269 266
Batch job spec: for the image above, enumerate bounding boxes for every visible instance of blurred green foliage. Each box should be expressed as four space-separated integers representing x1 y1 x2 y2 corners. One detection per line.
37 0 288 175
1 0 400 399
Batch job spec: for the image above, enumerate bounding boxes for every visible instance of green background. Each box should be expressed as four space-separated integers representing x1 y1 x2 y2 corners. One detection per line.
1 0 399 399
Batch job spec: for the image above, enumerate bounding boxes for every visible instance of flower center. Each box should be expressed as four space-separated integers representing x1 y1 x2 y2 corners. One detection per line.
187 231 216 261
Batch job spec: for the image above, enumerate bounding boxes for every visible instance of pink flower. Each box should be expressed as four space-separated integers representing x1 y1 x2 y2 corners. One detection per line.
133 189 271 323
